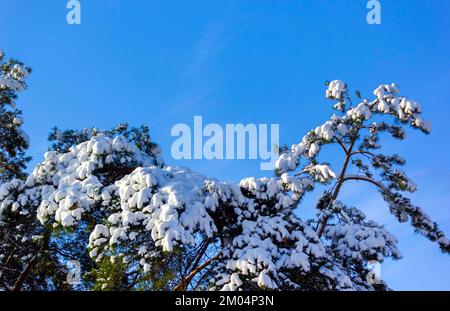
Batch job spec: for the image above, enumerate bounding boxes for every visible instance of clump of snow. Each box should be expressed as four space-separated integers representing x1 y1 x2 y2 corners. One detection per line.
326 80 346 99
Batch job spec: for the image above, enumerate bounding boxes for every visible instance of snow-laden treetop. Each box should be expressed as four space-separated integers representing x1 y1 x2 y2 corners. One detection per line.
0 80 448 291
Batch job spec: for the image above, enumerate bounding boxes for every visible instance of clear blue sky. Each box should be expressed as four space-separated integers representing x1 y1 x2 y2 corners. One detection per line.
1 0 449 290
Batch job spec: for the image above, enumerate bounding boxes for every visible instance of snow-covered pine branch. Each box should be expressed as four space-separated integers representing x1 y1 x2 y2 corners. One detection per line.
275 80 448 254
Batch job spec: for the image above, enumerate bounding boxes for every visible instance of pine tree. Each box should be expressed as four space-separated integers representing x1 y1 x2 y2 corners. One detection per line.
0 51 31 182
0 52 65 291
45 124 163 290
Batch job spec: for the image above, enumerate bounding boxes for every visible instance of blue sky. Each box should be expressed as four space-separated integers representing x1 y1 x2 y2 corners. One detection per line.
1 0 449 289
